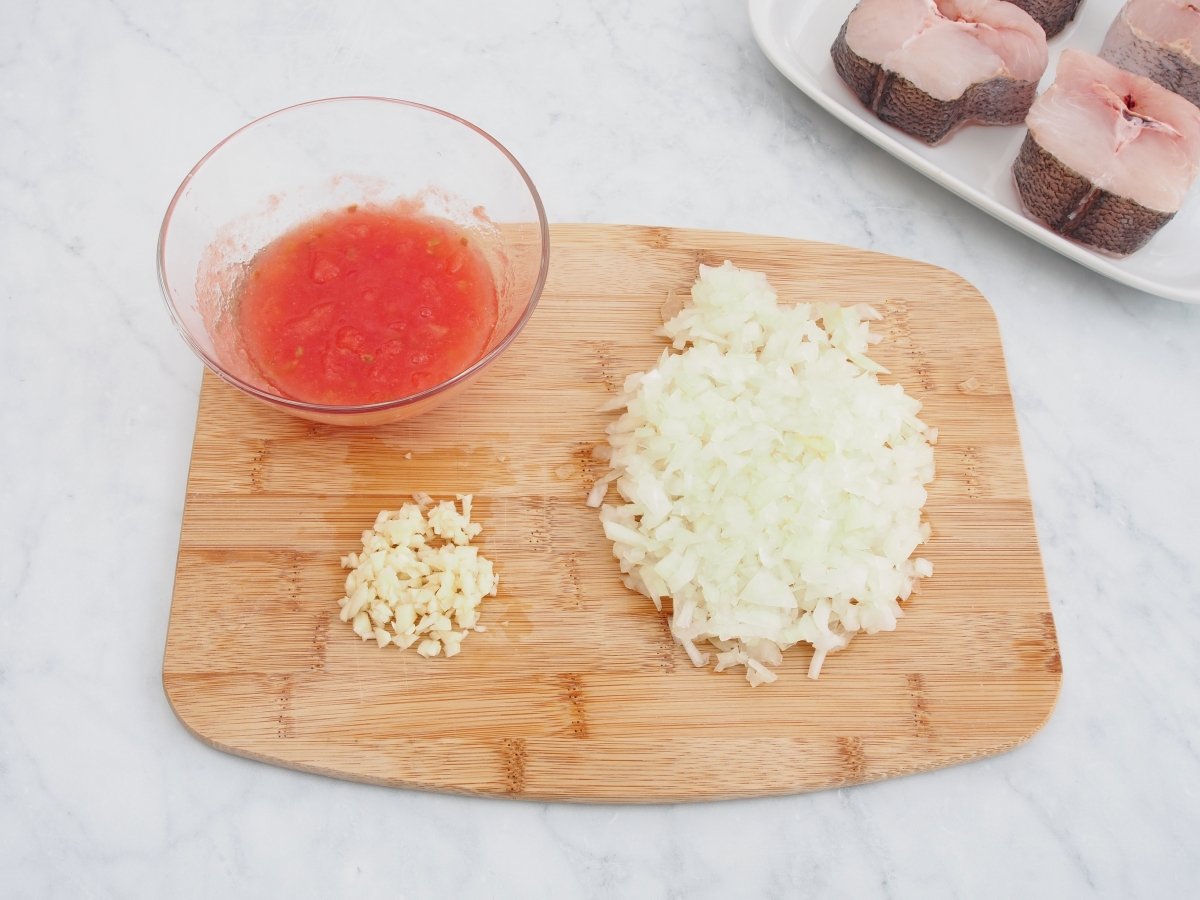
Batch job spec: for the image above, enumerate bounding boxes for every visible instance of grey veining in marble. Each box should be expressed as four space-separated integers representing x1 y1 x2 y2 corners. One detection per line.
2 0 1198 897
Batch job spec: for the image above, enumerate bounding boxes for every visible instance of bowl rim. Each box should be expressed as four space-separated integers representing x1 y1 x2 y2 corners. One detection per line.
156 95 550 415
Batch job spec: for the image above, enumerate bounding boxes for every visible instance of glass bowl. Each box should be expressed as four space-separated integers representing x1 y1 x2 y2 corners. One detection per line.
158 97 549 426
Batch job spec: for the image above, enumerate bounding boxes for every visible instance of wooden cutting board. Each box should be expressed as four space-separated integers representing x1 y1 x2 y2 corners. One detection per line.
164 224 1059 802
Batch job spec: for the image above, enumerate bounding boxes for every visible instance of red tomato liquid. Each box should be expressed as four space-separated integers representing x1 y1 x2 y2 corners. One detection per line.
235 205 499 405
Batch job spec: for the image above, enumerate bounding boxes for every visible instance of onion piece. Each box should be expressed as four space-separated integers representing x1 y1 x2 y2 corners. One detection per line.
592 262 935 684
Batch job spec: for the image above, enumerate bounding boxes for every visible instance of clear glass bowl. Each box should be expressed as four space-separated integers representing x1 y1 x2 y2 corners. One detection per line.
158 97 549 426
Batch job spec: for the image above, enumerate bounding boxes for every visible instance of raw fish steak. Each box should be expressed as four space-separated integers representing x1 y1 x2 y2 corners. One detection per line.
1013 49 1200 255
831 0 1049 144
1101 0 1200 109
1007 0 1085 38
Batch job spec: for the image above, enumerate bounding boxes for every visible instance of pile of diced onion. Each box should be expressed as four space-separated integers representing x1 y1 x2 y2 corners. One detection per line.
587 262 935 685
338 494 497 657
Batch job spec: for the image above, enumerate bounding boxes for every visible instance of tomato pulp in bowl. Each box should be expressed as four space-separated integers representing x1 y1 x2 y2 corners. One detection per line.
158 97 549 426
236 204 499 407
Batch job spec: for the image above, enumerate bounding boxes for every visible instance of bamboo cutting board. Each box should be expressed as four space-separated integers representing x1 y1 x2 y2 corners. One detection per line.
164 224 1059 802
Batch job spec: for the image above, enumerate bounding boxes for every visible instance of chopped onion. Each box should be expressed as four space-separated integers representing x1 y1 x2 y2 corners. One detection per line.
589 262 934 684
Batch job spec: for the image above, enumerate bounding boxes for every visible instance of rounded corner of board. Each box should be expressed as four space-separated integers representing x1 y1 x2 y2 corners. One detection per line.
161 672 215 748
1026 668 1065 742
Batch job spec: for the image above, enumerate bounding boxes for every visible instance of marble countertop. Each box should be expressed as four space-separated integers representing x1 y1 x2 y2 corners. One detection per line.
3 0 1198 896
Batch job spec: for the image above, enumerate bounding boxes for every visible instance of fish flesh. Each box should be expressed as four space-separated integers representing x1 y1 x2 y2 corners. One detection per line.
1006 0 1085 38
1013 50 1200 255
1101 0 1200 109
832 0 1049 144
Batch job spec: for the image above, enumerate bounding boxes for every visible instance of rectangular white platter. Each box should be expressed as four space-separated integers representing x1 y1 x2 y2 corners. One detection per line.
748 0 1200 304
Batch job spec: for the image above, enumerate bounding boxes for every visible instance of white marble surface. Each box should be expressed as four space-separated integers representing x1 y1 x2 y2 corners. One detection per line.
2 0 1198 896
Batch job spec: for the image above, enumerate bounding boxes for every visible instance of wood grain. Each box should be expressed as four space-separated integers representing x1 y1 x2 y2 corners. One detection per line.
163 224 1059 801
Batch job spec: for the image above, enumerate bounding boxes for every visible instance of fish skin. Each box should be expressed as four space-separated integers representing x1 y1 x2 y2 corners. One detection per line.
1101 0 1200 109
1013 133 1175 255
832 0 1047 145
1007 0 1085 38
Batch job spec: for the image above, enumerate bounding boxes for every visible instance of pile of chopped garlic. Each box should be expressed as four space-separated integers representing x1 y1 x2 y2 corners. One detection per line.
588 262 935 685
338 494 497 658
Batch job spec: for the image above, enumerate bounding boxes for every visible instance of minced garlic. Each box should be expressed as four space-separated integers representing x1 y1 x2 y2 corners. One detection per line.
338 495 497 657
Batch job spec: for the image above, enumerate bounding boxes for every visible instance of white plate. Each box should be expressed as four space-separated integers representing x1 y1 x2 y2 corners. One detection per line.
748 0 1199 304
